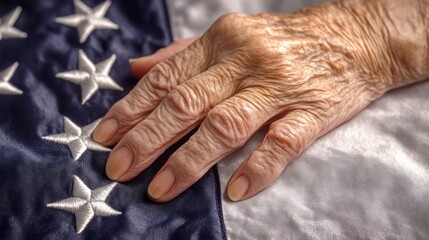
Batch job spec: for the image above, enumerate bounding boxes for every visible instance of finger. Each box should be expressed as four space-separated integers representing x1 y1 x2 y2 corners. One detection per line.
130 37 198 78
105 65 238 182
227 110 320 201
93 38 208 145
147 92 275 202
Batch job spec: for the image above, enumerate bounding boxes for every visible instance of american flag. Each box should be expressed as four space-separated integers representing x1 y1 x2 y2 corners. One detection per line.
0 0 225 239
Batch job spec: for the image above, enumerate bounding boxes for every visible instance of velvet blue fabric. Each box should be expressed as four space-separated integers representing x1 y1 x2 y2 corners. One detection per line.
0 0 225 239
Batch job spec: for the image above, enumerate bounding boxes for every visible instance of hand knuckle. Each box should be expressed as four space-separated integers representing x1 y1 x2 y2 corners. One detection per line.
268 122 306 157
171 156 201 183
168 139 218 183
123 123 162 155
125 86 154 112
164 85 202 121
125 62 176 112
251 150 284 176
109 99 142 127
122 130 146 157
206 106 248 147
145 62 175 99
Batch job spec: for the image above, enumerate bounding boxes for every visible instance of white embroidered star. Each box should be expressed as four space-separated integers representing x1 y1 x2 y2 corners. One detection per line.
42 116 110 160
0 62 23 95
56 50 123 104
0 6 27 41
55 0 118 43
47 175 122 234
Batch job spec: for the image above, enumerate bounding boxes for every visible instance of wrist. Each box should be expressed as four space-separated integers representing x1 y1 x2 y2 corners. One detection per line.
341 0 429 90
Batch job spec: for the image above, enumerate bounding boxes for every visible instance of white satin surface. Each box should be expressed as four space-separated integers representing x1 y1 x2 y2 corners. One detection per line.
166 1 429 239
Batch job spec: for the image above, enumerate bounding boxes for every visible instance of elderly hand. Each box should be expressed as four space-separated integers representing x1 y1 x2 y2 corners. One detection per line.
93 0 429 202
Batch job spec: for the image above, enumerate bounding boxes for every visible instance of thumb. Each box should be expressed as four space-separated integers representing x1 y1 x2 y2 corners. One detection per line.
130 37 198 79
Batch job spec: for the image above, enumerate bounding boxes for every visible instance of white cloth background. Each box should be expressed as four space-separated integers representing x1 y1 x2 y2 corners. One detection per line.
166 1 429 239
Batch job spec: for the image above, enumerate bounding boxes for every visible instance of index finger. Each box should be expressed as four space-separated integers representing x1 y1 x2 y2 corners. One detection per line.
93 38 209 146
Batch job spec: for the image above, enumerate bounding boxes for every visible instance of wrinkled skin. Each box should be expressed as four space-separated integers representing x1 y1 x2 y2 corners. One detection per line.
93 0 429 202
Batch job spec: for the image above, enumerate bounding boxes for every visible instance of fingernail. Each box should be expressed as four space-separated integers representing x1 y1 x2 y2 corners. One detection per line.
129 56 149 64
93 118 118 143
148 167 175 200
106 147 133 180
128 58 138 64
228 175 250 201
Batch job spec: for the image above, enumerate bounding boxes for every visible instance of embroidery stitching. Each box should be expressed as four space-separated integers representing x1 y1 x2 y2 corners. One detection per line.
56 50 123 104
0 62 23 95
0 6 27 41
55 0 118 43
47 175 122 234
42 116 110 160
